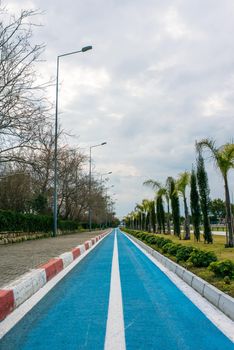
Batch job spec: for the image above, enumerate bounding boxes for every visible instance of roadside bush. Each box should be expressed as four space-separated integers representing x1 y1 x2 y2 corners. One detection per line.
209 260 234 279
155 237 172 248
188 250 217 267
0 210 78 233
162 242 176 253
162 242 182 256
139 232 148 240
176 246 195 262
167 243 183 256
145 234 158 245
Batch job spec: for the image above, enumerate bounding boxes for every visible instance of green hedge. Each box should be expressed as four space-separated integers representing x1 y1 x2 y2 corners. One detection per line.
188 250 217 267
0 210 78 233
209 260 234 278
123 228 218 269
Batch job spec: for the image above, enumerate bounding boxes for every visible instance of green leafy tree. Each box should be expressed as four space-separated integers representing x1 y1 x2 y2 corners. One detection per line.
196 150 213 243
32 193 48 214
190 167 201 241
210 199 226 223
197 138 234 247
176 171 190 240
167 177 180 238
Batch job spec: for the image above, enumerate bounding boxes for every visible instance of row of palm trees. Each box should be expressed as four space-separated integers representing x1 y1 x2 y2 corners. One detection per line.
124 138 234 247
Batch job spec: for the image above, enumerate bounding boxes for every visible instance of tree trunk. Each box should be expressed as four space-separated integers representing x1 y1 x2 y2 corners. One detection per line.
224 175 234 247
183 195 190 240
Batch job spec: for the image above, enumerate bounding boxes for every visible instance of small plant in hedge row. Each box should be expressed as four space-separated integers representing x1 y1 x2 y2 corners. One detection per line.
209 260 234 279
162 242 182 256
144 235 158 245
155 237 172 248
162 242 174 253
176 246 196 262
167 243 183 256
188 250 217 267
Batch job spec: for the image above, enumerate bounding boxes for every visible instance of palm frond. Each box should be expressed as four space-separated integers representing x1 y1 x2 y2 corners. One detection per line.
143 179 162 190
175 171 190 195
196 138 217 156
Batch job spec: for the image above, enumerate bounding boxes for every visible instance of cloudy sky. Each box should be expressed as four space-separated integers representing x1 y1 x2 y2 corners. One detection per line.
6 0 234 217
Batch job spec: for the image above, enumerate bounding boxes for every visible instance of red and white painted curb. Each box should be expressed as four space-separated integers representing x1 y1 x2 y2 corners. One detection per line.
0 232 109 322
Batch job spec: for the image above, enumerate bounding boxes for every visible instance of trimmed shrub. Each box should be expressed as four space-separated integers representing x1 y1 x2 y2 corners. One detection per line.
162 242 174 253
155 237 172 248
145 234 158 245
167 243 183 256
176 246 195 262
162 242 182 256
138 232 147 239
188 250 217 267
0 210 78 233
209 260 234 279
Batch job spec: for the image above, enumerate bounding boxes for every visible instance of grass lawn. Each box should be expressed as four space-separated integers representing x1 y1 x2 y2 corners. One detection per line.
136 231 234 297
157 232 234 262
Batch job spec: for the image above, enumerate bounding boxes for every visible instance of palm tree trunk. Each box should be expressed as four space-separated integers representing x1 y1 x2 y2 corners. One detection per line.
224 175 234 247
183 195 190 240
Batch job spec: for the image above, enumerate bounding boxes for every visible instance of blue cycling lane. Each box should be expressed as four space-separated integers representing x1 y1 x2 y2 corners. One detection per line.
1 229 234 350
117 230 234 350
0 231 115 350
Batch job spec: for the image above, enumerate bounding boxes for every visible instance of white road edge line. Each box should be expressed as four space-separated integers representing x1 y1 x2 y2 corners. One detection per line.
122 231 234 343
105 229 126 350
0 232 111 340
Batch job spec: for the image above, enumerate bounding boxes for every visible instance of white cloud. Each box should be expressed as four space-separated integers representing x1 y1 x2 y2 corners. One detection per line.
163 6 191 39
201 95 227 117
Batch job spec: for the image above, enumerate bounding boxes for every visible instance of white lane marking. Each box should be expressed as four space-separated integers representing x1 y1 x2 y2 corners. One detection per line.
105 229 126 350
122 232 234 343
0 232 112 339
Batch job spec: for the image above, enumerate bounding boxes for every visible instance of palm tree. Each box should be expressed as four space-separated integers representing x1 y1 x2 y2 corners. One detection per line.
149 200 156 233
135 203 144 230
156 188 166 233
197 139 234 247
167 177 181 238
190 167 201 241
175 171 191 240
143 179 171 234
142 199 151 232
196 151 213 243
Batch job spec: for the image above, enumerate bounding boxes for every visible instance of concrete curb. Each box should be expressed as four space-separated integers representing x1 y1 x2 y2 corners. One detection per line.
0 231 110 322
128 234 234 321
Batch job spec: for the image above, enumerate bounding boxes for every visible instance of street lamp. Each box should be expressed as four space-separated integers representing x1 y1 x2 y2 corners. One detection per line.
105 185 114 227
100 171 112 183
89 142 107 231
53 45 92 237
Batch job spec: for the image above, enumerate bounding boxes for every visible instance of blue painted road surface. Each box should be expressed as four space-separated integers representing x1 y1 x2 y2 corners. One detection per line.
0 229 234 349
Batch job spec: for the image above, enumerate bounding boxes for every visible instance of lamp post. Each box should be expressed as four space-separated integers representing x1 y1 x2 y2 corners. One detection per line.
100 171 112 183
89 142 107 231
105 185 114 227
53 45 92 237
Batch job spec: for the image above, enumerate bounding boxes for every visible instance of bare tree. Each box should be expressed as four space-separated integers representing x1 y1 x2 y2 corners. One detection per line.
0 7 50 164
